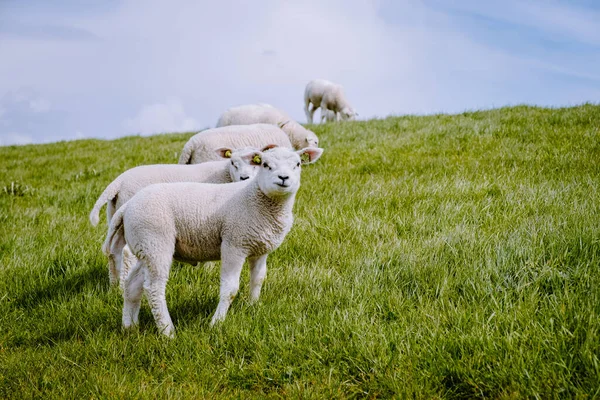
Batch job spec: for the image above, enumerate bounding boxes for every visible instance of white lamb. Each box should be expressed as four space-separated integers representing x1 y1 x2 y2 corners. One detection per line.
216 103 319 149
103 146 323 337
304 79 357 124
178 123 293 164
90 147 264 286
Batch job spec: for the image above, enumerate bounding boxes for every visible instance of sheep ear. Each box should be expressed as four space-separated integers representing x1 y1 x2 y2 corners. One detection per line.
216 148 233 158
240 151 263 165
297 147 323 164
261 144 278 152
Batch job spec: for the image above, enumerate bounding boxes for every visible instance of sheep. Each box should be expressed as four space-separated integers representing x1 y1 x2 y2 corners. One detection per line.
215 103 319 149
90 147 265 286
304 79 357 123
178 123 293 164
102 146 323 337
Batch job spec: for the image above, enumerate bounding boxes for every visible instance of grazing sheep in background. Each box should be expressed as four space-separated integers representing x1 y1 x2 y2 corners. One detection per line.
90 147 264 286
178 124 292 164
304 79 357 123
103 146 324 337
216 103 319 149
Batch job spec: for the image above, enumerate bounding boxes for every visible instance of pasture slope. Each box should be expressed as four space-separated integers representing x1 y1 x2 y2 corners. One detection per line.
0 104 599 398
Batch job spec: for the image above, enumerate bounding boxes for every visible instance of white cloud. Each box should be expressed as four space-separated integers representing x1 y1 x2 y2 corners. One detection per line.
0 88 82 145
123 98 199 135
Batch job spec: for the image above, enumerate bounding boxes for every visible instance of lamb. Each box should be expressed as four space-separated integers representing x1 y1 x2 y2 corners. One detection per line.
178 123 293 164
90 147 264 286
215 103 319 150
304 79 357 124
102 146 323 337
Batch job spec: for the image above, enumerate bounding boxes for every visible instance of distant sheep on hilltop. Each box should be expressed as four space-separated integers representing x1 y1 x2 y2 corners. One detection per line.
304 79 357 124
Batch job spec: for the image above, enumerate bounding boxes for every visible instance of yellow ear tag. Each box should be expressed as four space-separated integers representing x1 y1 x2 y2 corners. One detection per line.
300 153 310 163
224 150 232 158
253 155 262 164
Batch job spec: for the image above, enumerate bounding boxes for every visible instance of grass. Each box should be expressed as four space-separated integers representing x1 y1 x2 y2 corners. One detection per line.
1 104 599 398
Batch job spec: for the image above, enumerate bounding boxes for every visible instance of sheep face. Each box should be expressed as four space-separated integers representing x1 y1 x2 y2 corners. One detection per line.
304 131 319 148
341 107 357 121
257 147 323 197
216 147 261 181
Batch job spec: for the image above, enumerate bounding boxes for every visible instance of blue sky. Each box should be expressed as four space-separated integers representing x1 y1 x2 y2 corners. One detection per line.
0 0 599 146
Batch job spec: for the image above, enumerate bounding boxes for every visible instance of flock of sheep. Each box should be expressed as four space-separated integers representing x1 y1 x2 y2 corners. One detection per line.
89 79 356 337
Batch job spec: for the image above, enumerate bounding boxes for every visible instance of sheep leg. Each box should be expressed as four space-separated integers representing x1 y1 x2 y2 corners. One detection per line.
320 106 329 123
248 254 268 303
144 255 174 337
108 230 127 286
120 245 138 291
309 104 319 125
107 255 118 286
122 259 145 329
210 245 246 326
106 199 116 226
304 100 313 124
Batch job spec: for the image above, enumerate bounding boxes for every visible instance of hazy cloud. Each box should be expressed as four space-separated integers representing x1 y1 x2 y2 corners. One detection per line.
0 132 34 146
123 98 199 135
0 21 100 41
0 0 599 146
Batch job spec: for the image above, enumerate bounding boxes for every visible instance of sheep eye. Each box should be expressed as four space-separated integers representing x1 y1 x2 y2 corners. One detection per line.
296 162 300 167
231 161 234 166
263 163 269 168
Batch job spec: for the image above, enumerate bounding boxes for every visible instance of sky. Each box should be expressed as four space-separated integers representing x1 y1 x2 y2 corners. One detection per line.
0 0 599 146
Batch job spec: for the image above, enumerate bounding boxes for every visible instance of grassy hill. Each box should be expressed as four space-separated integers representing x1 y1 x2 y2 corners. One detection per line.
1 104 599 398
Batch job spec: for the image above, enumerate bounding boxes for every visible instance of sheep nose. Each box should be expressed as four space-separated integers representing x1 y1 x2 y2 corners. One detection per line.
240 176 249 181
278 175 289 182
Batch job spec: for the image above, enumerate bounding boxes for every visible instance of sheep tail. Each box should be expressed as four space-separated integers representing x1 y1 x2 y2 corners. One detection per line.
102 204 126 257
89 177 122 226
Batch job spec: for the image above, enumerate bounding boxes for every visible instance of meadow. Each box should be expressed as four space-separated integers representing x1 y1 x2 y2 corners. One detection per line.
0 104 599 398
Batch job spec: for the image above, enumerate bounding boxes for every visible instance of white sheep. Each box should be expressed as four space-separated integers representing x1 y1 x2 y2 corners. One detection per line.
178 123 293 164
90 147 264 286
216 103 319 149
304 79 357 123
103 146 323 337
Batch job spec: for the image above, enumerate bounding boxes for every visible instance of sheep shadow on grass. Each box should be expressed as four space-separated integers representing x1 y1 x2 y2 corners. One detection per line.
13 256 109 310
168 294 219 328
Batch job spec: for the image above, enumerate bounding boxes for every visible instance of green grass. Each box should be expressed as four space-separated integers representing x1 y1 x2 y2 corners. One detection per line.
1 104 600 398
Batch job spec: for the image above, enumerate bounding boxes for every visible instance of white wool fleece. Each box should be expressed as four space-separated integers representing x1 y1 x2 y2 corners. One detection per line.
178 123 292 164
103 146 324 337
216 103 319 149
90 147 262 227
